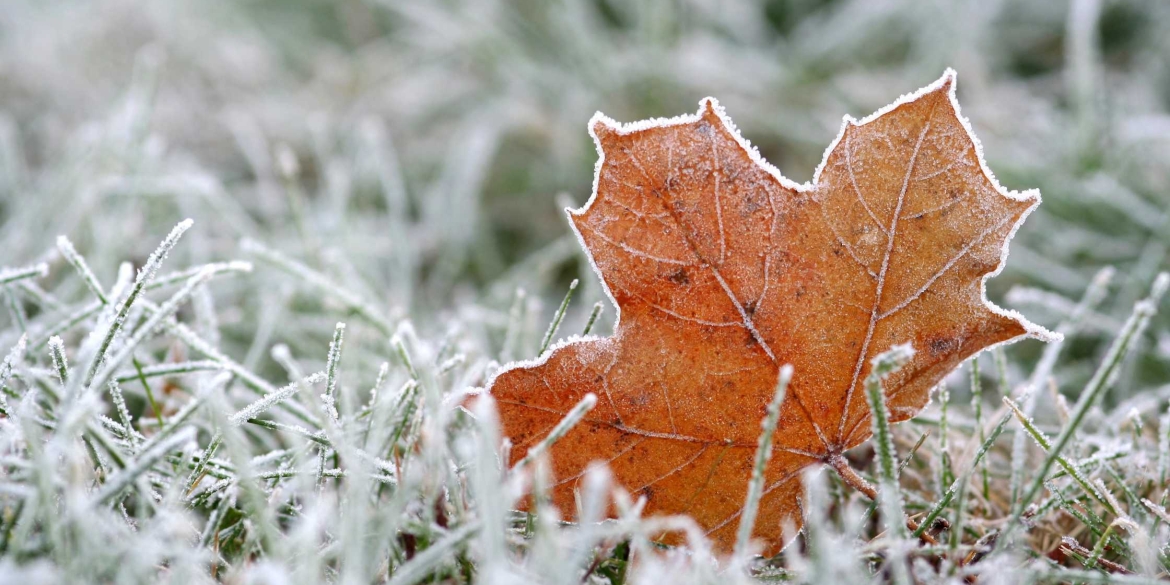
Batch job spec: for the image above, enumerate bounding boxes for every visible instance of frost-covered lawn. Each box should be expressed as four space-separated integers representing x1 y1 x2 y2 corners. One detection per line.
2 1 1170 583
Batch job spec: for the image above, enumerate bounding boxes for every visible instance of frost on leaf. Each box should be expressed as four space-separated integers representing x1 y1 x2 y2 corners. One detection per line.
482 70 1053 555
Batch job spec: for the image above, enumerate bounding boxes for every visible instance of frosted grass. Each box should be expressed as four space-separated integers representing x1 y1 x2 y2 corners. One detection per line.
0 264 48 287
79 219 192 390
229 372 327 425
510 392 597 472
734 364 792 561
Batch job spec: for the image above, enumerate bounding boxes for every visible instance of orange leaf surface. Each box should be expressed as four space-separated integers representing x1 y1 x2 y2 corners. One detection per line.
483 70 1054 555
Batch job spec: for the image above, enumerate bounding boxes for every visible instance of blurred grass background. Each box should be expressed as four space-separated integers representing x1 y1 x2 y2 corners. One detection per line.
5 0 1168 400
0 0 1168 417
0 0 1167 447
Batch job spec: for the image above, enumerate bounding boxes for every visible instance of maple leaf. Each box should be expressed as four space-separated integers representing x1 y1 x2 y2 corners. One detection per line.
483 70 1054 555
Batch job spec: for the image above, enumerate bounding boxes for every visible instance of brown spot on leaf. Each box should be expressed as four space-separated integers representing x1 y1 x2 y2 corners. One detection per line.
928 337 961 356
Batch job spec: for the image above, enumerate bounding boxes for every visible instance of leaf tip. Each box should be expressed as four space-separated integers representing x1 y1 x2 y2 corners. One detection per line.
588 112 618 146
1004 187 1043 208
939 67 958 92
1020 314 1063 344
699 96 722 121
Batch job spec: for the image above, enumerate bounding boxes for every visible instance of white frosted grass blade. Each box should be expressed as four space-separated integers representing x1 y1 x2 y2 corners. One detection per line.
500 288 526 363
80 219 193 389
1002 272 1169 550
510 392 596 473
91 426 195 506
201 375 281 551
270 343 303 381
563 465 613 585
88 265 217 392
322 322 345 423
361 362 390 435
138 299 317 425
113 360 223 383
469 393 507 575
1009 266 1115 509
1027 267 1115 392
31 300 101 349
864 344 914 585
47 336 69 385
581 301 603 336
2 286 27 333
230 372 326 425
106 381 140 448
538 278 577 356
866 344 914 536
384 523 480 585
734 364 792 561
138 394 206 456
1002 396 1113 514
242 239 393 336
0 334 26 414
0 263 48 286
243 418 329 446
146 260 252 291
1 334 26 388
314 325 348 490
57 236 108 304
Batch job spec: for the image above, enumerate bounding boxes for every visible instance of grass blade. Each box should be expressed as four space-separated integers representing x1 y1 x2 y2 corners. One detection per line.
734 364 792 560
1004 272 1168 544
539 279 577 355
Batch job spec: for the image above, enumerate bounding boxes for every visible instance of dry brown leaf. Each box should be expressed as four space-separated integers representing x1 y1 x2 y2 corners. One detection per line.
482 70 1054 555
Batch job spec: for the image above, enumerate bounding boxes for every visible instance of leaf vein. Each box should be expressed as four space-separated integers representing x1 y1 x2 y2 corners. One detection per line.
835 100 941 446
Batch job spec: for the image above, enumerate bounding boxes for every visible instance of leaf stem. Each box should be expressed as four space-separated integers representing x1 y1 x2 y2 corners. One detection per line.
828 453 936 545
